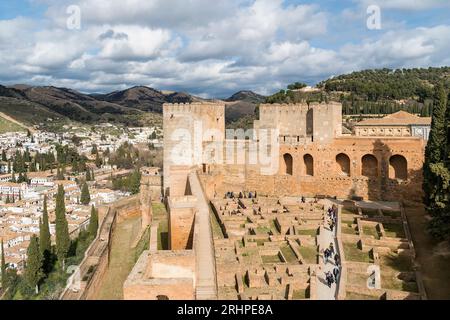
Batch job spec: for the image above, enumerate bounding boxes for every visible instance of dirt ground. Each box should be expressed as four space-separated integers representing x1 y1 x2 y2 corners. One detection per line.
404 203 450 300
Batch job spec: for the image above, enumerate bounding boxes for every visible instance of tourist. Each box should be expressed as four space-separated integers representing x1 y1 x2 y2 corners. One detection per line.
333 267 340 282
329 242 335 255
324 248 330 263
325 272 334 288
334 254 340 266
330 222 334 232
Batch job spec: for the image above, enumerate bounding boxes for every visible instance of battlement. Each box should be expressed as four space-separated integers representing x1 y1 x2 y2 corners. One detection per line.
163 102 225 116
259 101 341 111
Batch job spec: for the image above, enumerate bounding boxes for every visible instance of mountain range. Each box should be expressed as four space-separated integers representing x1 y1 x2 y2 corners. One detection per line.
0 85 265 127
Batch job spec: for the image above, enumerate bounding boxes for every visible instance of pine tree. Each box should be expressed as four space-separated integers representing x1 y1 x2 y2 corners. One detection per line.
1 239 6 290
55 185 70 269
39 196 52 274
88 205 99 239
80 183 91 205
24 235 43 294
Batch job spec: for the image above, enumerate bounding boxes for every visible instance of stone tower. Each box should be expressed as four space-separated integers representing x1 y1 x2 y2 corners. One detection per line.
163 102 225 197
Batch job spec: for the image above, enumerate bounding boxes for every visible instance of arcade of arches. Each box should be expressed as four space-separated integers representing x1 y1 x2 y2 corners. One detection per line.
280 152 408 181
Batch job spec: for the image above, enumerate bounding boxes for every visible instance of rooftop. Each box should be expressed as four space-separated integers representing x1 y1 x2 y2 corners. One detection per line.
355 111 431 126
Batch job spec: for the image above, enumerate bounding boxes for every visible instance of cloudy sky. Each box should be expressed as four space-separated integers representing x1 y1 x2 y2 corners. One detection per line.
0 0 449 97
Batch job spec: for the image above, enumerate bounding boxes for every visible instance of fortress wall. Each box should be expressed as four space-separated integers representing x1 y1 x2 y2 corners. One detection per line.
61 195 145 300
205 137 425 202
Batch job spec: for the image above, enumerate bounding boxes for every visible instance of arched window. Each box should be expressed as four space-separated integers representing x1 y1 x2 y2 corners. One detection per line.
389 155 407 180
361 154 378 178
336 153 350 176
283 153 293 175
303 154 314 176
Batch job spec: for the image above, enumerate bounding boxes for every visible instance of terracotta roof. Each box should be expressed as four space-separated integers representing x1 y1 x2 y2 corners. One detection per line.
355 111 431 126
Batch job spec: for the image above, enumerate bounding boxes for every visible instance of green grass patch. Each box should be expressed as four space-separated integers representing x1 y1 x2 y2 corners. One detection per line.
363 225 380 239
342 224 359 235
157 219 169 250
280 245 298 263
296 228 318 237
292 287 310 299
298 246 318 264
261 254 282 264
343 242 374 263
383 223 406 238
152 202 167 219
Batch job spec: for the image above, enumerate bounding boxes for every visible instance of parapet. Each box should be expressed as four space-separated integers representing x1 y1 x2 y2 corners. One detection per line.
163 102 225 115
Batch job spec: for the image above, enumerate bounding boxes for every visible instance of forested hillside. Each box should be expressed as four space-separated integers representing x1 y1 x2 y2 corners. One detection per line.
266 67 450 117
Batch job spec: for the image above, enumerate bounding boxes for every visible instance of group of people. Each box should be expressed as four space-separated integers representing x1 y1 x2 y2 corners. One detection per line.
322 242 341 288
323 206 341 289
327 206 338 232
225 191 258 199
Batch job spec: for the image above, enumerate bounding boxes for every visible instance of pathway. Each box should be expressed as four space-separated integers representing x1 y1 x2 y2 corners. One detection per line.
316 210 340 300
189 172 218 300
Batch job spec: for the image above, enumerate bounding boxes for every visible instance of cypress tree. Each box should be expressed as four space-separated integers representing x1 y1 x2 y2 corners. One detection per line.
424 83 450 239
88 205 99 239
5 195 10 204
80 183 91 205
39 196 52 274
24 235 43 294
1 149 6 162
425 83 448 165
1 239 6 290
85 169 91 182
55 185 70 270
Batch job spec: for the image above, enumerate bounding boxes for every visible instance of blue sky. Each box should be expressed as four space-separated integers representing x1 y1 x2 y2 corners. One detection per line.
0 0 449 97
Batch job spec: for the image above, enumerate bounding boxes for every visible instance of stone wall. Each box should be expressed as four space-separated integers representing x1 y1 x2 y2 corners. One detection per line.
168 196 197 250
60 196 141 300
201 136 425 202
124 250 196 300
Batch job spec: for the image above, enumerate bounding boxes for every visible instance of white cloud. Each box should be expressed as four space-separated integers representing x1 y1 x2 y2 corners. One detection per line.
0 1 449 97
355 0 450 11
